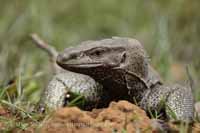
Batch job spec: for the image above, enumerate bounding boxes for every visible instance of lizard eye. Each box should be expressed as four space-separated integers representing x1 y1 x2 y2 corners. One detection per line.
93 50 101 56
89 48 107 57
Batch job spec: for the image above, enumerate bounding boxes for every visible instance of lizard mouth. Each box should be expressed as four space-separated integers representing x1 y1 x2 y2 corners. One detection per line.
60 62 104 68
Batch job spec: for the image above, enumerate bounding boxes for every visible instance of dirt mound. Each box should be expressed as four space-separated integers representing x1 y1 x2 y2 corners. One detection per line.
0 106 11 130
40 100 153 133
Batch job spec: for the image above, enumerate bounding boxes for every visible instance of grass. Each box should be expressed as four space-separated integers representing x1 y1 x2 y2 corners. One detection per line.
0 0 200 100
0 0 199 132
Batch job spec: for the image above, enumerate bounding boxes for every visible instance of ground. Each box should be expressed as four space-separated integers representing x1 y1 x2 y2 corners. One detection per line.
1 100 200 133
40 101 152 133
0 0 199 132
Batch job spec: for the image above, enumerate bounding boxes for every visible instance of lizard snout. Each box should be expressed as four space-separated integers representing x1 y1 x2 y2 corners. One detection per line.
56 53 69 65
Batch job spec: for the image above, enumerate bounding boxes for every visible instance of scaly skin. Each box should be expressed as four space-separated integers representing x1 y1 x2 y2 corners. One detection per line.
39 71 104 111
57 37 194 121
140 84 194 121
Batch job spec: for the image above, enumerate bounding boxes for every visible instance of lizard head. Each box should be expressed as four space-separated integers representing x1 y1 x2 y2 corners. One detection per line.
57 37 148 80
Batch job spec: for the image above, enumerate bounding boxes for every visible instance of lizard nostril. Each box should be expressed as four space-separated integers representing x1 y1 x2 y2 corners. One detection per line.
56 53 71 65
56 54 64 64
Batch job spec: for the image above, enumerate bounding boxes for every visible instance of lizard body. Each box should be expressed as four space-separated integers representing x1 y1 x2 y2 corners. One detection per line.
57 37 194 121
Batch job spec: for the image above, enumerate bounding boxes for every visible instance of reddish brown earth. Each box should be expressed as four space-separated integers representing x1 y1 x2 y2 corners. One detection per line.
1 101 200 133
0 106 11 130
40 101 153 133
39 100 200 133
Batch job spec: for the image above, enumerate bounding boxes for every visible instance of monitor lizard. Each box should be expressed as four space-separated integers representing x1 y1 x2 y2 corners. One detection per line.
30 34 109 111
57 37 194 121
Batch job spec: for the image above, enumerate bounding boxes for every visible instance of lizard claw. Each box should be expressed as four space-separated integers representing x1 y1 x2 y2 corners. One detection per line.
151 119 171 132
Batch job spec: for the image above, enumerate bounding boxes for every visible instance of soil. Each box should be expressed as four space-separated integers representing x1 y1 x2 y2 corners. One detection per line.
1 101 200 133
40 100 153 133
0 106 11 130
39 100 200 133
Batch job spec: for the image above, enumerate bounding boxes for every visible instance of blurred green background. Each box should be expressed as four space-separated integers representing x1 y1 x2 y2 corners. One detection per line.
0 0 199 103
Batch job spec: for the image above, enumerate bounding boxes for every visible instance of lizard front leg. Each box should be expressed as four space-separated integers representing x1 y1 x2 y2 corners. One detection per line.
165 84 194 121
140 84 194 121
